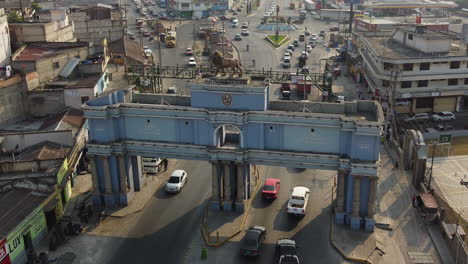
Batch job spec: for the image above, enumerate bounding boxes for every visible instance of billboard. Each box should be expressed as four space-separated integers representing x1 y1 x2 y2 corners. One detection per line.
0 238 11 264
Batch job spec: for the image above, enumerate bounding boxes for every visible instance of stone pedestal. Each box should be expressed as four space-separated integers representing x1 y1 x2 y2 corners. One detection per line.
364 218 375 233
208 199 221 210
335 211 346 225
234 202 245 213
222 201 233 211
350 217 361 231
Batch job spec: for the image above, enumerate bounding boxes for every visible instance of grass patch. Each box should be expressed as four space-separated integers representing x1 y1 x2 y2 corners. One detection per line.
265 35 289 48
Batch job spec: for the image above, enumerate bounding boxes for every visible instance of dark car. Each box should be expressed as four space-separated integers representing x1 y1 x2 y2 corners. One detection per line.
280 83 291 99
276 238 299 264
293 39 299 47
329 26 339 32
240 226 266 256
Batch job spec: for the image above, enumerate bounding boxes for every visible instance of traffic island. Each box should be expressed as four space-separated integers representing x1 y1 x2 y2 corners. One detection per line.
265 34 290 48
330 215 378 264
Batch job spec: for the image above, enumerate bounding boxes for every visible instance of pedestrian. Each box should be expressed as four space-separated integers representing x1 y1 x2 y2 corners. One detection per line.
411 194 416 208
163 158 168 171
115 63 119 72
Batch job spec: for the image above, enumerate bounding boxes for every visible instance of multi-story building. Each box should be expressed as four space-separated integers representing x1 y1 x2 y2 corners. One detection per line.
0 8 11 70
9 10 75 50
67 4 123 48
170 0 231 18
357 25 468 113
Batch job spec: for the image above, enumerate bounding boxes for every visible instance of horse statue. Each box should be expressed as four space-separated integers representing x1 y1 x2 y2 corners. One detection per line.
210 50 243 77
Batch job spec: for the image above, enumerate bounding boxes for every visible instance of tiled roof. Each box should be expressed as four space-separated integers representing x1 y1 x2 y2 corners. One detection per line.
16 140 70 161
109 37 146 64
0 188 48 238
14 42 89 61
39 107 84 131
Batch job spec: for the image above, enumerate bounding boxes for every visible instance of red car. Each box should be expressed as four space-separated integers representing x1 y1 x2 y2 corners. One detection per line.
329 26 339 32
262 178 280 200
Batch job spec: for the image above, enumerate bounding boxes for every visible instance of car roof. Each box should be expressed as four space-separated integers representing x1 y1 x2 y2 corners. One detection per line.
277 238 296 245
171 169 185 177
265 178 279 185
292 186 309 196
440 111 453 114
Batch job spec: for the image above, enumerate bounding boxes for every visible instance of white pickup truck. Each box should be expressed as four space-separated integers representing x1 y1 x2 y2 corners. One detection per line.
287 186 310 216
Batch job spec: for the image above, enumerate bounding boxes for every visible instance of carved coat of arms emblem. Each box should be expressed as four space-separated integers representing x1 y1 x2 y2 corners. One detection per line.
222 94 232 106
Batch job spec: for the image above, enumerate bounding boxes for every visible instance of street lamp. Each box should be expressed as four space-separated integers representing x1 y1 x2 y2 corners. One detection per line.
275 5 280 41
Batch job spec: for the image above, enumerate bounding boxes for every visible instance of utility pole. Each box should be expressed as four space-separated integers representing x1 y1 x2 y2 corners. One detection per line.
275 5 280 41
427 142 436 188
384 65 401 146
222 20 225 56
348 4 353 34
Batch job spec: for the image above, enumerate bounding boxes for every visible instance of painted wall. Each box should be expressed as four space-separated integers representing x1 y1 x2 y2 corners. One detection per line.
1 130 74 152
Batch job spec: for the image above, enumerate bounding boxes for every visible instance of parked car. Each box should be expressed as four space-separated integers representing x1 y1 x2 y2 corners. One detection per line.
435 124 454 131
310 11 317 15
306 45 312 52
262 178 281 200
240 226 266 256
280 83 291 99
188 57 197 66
431 111 455 122
235 34 243 40
283 58 291 68
165 169 188 193
329 26 339 32
276 238 299 264
241 28 250 36
287 186 310 216
143 46 152 57
232 21 239 28
403 113 429 122
219 28 225 33
242 22 249 28
143 32 151 37
167 86 177 94
293 39 299 47
185 47 193 56
283 53 291 61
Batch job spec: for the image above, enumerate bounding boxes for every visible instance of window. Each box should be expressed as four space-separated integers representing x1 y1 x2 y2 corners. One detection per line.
181 3 189 7
52 62 59 69
465 78 468 85
448 79 458 86
402 63 413 71
401 81 412 88
450 61 460 69
419 63 430 71
204 3 210 6
417 80 428 87
383 62 394 70
382 80 390 87
408 34 413 40
415 97 434 109
195 3 200 6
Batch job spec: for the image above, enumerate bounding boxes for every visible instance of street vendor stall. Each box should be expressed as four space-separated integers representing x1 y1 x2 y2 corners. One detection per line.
417 193 439 222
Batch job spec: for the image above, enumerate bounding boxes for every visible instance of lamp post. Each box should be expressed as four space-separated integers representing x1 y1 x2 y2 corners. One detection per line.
275 5 280 41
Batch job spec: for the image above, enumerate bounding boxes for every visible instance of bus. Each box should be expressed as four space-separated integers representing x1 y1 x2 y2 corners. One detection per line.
165 31 176 48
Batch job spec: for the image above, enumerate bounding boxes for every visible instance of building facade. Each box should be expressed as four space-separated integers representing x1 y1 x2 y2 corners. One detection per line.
9 21 75 50
170 0 230 18
358 25 468 113
0 8 10 70
67 4 124 48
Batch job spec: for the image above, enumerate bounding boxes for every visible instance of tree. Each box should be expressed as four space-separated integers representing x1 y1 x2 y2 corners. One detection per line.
7 12 24 23
31 2 42 12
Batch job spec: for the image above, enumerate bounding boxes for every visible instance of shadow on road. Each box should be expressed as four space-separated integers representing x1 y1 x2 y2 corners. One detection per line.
251 186 275 209
273 200 300 232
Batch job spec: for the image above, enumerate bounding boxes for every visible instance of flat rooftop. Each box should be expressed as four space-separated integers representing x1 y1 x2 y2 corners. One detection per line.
363 36 466 59
0 188 49 238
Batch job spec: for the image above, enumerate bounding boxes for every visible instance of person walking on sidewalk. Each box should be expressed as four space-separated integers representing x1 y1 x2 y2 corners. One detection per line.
411 194 416 208
163 158 168 171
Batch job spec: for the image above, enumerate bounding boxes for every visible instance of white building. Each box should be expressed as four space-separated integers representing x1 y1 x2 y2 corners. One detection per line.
358 25 468 113
170 0 231 18
0 8 11 70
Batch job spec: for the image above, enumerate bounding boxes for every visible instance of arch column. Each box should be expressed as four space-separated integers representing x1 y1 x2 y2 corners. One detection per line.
222 161 233 211
208 160 222 210
350 175 361 231
88 155 100 194
335 169 347 224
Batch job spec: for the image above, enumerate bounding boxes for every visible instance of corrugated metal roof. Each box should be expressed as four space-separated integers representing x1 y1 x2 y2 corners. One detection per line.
59 58 80 78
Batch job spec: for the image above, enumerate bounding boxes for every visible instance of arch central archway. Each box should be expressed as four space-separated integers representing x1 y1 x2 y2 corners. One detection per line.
213 124 244 149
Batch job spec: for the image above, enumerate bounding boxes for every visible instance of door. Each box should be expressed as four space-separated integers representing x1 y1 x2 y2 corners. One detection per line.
23 231 33 252
433 97 456 112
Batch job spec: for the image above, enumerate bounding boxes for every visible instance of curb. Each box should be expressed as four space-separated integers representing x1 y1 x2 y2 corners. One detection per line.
329 186 374 264
201 167 262 247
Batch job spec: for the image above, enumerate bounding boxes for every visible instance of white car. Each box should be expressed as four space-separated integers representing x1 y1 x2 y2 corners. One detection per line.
404 113 429 122
241 28 249 35
143 46 152 57
306 45 312 52
301 51 308 58
165 169 188 193
283 53 291 61
188 57 197 66
432 111 455 122
310 11 317 15
287 186 310 216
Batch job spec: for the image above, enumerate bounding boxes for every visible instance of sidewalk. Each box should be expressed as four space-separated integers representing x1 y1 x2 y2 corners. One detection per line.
331 221 376 264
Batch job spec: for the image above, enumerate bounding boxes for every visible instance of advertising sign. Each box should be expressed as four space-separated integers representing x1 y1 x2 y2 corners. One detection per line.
0 238 11 264
56 158 69 184
344 0 363 4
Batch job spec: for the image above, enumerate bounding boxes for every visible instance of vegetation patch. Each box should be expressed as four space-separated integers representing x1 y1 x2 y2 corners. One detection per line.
265 35 289 48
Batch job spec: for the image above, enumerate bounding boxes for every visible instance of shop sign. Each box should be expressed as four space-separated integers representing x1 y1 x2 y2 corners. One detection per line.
0 238 11 264
57 158 69 184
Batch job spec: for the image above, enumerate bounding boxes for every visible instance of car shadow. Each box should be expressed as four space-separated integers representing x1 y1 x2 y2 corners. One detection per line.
251 186 274 209
154 181 177 199
286 167 307 174
273 200 301 232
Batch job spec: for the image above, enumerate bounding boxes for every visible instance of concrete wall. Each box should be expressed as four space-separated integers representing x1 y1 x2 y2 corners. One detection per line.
0 159 62 174
68 12 123 46
27 89 66 117
0 75 27 125
0 130 74 152
133 93 191 106
34 47 89 83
